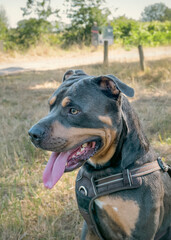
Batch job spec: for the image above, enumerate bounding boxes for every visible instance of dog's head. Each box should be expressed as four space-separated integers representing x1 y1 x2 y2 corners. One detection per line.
29 70 134 189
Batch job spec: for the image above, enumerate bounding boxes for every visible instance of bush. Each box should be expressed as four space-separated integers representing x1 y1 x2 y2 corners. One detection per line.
3 18 54 51
111 17 171 47
1 16 171 52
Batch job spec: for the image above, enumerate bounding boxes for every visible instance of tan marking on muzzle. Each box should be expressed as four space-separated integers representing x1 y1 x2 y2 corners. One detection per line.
98 115 113 126
51 121 117 165
61 97 70 107
90 128 117 165
96 196 139 236
49 96 56 106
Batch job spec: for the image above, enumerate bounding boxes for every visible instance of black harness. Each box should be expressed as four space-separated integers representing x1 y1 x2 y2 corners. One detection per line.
76 158 171 240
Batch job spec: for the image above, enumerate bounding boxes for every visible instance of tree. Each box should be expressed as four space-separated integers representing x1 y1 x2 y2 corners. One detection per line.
0 5 8 26
164 7 171 21
0 5 8 40
63 0 110 46
141 3 171 22
21 0 59 20
10 18 52 49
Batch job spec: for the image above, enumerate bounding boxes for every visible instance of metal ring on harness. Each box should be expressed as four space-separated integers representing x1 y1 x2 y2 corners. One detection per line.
79 186 88 196
157 157 169 172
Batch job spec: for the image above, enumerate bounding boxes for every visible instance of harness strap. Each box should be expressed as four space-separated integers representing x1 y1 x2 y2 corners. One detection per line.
94 160 161 194
76 158 170 240
154 225 171 240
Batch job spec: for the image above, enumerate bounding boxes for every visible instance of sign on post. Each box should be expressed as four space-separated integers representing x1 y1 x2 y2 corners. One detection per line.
91 22 99 48
99 23 114 45
103 23 114 45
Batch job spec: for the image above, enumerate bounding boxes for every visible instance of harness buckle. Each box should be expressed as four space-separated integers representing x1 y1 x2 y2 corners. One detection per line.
122 169 133 186
157 157 169 172
91 176 97 196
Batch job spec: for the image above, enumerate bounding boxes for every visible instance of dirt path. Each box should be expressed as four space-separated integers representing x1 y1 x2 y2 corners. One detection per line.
0 46 171 75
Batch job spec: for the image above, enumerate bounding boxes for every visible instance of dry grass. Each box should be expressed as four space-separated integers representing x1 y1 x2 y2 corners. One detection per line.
0 57 171 239
0 44 101 64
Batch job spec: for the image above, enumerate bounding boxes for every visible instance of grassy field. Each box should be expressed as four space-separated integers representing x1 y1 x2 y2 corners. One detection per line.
0 57 171 239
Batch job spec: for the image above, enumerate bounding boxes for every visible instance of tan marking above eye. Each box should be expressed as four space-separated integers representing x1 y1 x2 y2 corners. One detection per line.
96 196 139 236
49 96 56 106
61 97 70 107
98 115 113 126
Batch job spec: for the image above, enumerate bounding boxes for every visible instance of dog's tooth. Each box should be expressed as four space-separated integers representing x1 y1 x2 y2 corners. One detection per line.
82 143 88 148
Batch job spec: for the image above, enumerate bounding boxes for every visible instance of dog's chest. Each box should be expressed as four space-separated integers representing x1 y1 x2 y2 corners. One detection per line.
95 196 140 238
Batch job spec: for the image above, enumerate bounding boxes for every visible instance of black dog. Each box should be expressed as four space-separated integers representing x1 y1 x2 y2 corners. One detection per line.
29 70 171 240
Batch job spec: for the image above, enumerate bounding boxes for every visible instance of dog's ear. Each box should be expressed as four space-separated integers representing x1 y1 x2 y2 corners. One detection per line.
63 69 87 82
63 70 75 81
98 76 120 96
95 75 134 98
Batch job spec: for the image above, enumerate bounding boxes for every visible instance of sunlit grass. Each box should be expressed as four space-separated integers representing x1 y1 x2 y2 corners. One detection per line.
0 57 170 239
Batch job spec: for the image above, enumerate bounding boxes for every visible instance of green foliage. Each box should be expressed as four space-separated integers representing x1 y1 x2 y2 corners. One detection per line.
0 6 8 41
141 3 171 22
5 18 53 50
21 0 59 20
112 17 171 47
1 1 171 52
62 0 110 47
164 8 171 21
1 10 171 51
0 5 8 26
48 33 62 46
0 19 8 41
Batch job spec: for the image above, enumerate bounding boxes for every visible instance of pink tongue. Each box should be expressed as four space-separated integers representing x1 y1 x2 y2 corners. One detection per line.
43 151 71 189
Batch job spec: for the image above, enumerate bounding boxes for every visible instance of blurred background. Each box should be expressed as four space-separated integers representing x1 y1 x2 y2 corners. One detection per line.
0 0 171 53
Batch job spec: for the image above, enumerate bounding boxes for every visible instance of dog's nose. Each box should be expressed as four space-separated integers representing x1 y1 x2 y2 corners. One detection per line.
28 125 45 143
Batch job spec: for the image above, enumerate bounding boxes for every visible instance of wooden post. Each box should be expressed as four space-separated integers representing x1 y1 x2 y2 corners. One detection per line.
103 40 108 66
138 45 145 71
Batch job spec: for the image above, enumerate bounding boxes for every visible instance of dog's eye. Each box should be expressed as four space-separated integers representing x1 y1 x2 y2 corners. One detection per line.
69 108 80 115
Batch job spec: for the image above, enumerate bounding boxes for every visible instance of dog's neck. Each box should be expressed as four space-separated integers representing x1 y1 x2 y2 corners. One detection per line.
92 96 156 171
119 96 152 169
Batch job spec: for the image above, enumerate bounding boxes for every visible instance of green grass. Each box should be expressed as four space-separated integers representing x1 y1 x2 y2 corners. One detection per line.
0 57 171 239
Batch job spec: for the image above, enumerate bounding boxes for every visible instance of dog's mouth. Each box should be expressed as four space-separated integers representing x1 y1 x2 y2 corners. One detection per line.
43 139 101 189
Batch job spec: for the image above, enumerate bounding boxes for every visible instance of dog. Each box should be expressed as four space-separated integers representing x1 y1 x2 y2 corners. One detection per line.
29 70 171 240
